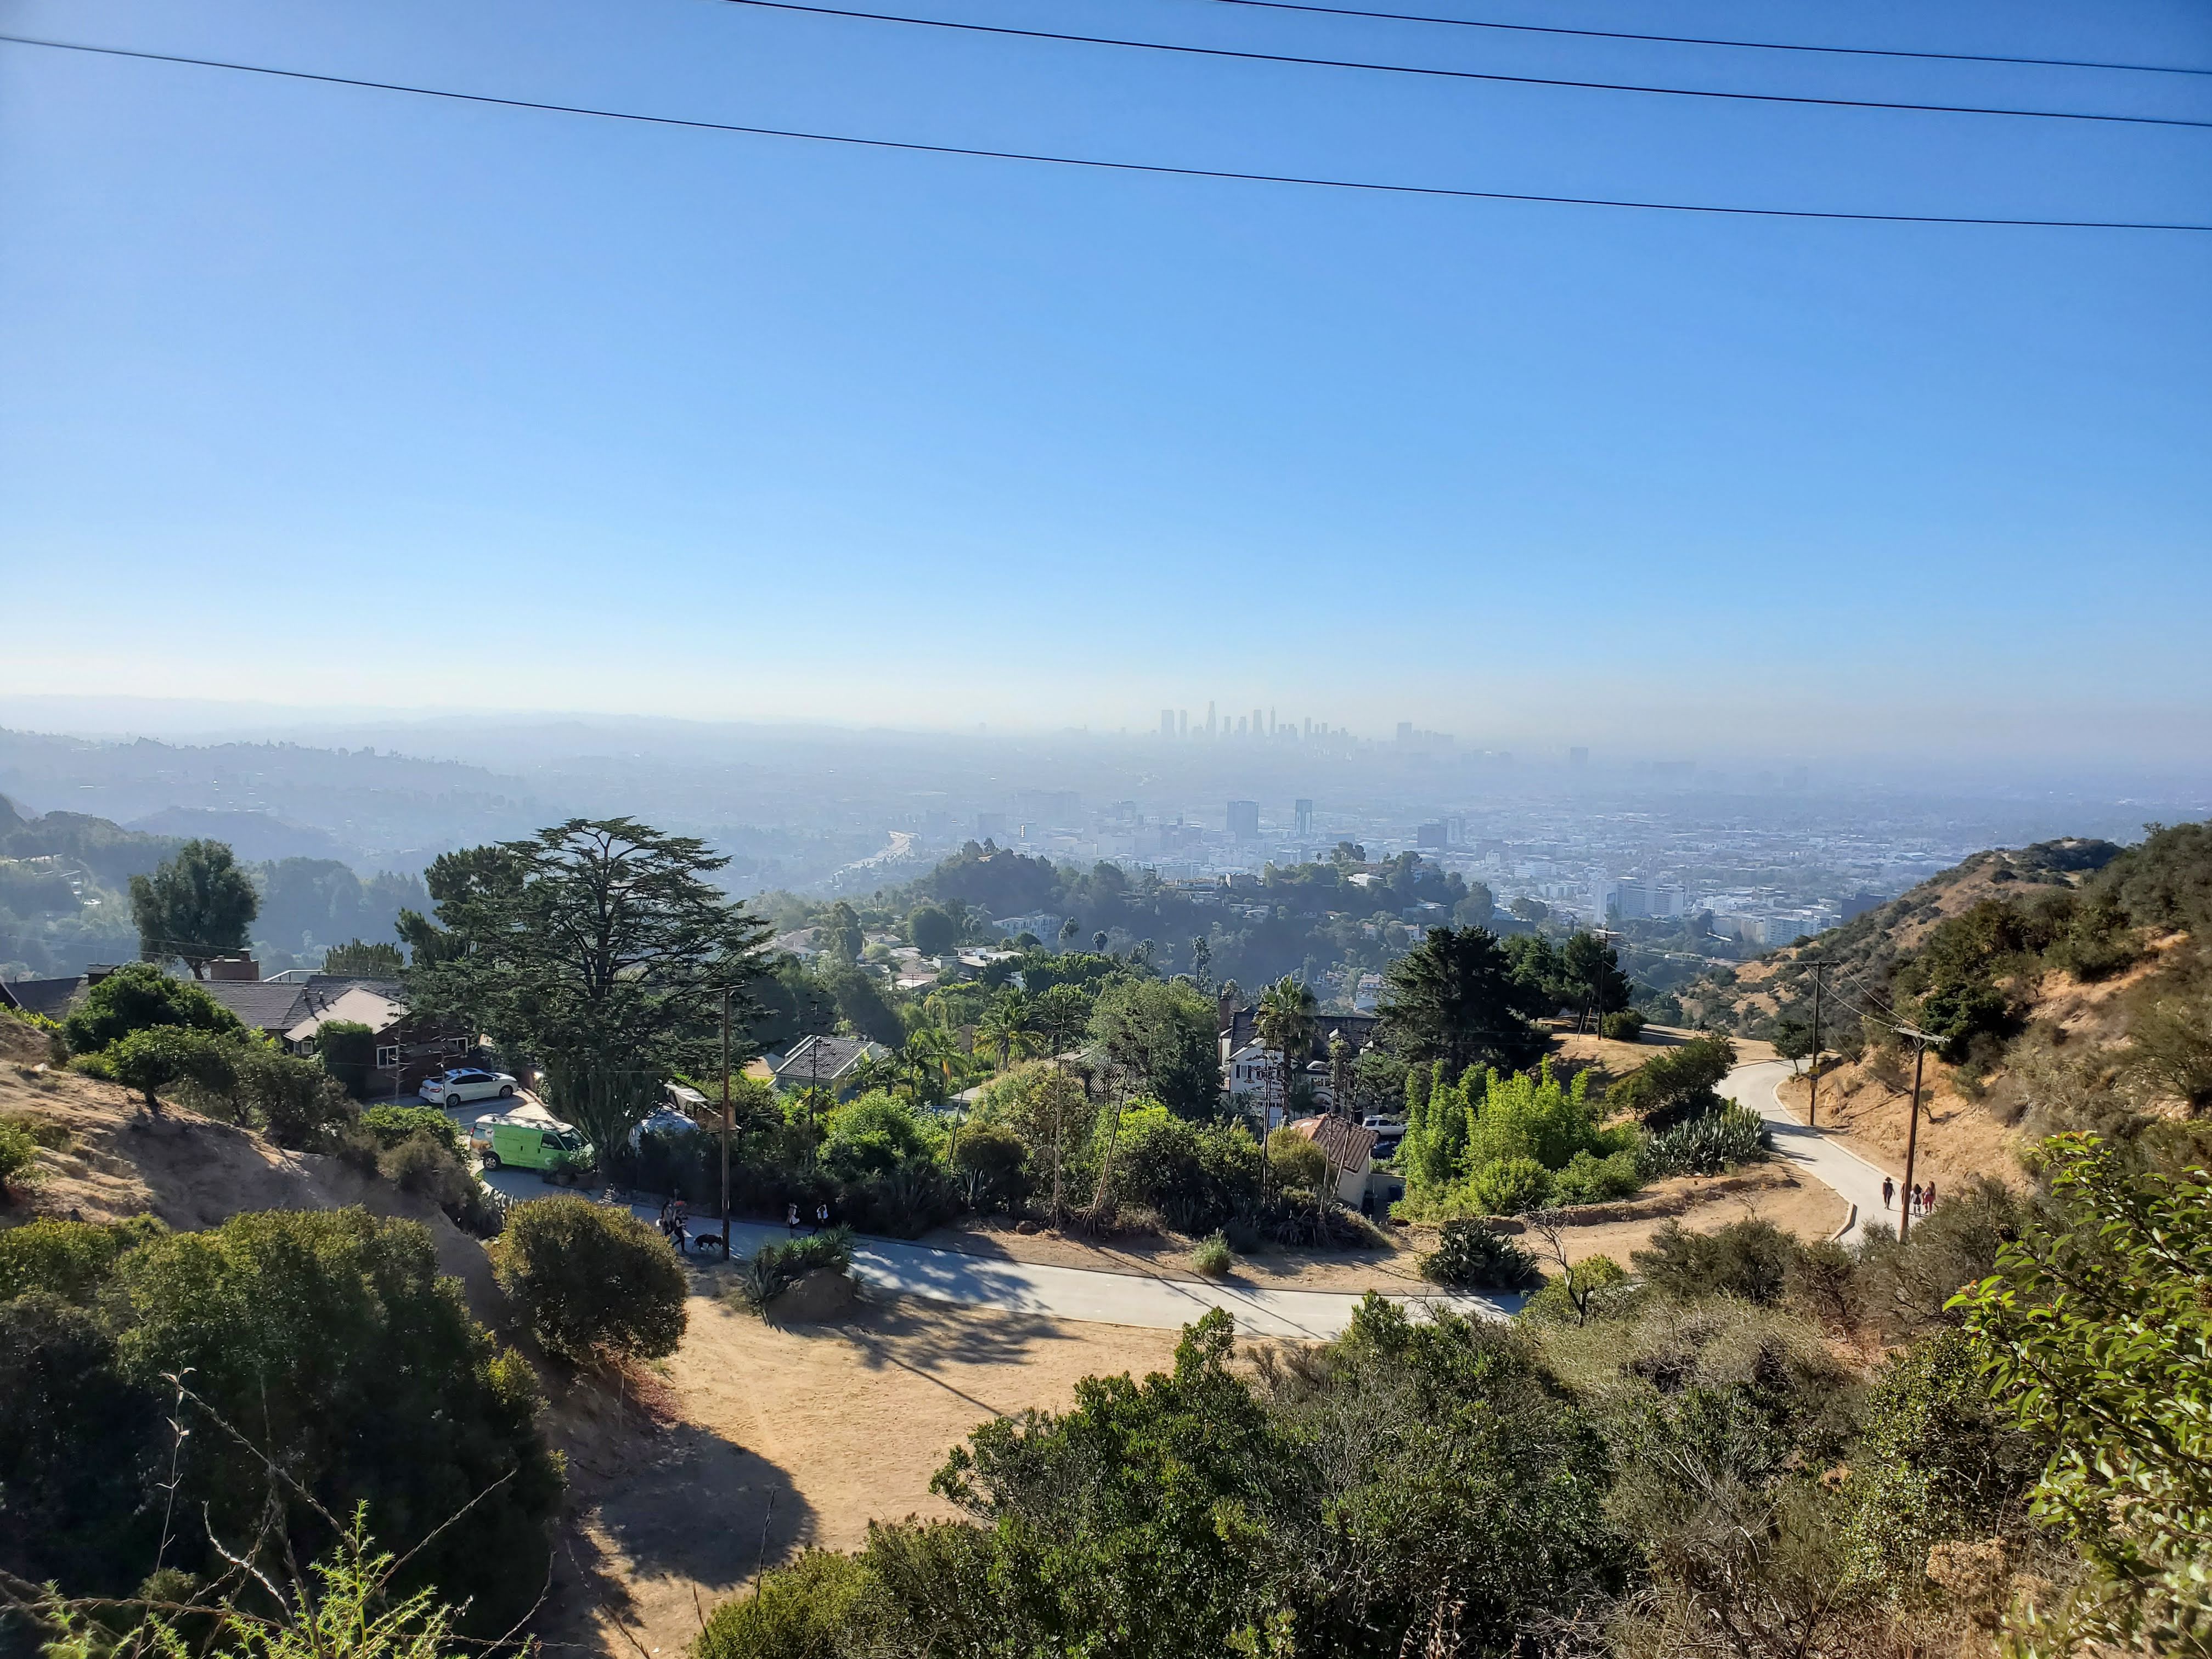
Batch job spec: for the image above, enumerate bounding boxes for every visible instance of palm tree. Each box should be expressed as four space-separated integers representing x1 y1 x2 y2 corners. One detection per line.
1256 974 1319 1135
902 1026 962 1108
974 989 1042 1071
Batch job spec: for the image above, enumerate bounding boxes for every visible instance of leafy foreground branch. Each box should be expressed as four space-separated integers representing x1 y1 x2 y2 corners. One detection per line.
21 1507 469 1659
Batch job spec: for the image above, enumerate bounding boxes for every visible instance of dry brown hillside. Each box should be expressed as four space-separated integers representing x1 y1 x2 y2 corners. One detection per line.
1675 828 2212 1193
0 1012 509 1319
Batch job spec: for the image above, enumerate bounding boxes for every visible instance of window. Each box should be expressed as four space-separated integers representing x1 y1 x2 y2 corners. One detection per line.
375 1045 400 1070
443 1036 468 1054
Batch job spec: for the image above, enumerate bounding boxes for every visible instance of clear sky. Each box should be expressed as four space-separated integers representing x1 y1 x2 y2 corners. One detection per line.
3 0 2208 763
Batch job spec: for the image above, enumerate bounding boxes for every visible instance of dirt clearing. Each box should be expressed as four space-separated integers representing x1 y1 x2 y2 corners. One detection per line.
543 1285 1182 1658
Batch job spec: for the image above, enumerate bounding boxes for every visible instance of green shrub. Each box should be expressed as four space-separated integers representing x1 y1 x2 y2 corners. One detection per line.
0 1110 71 1150
1421 1218 1543 1290
493 1196 688 1360
1606 1036 1737 1128
363 1104 464 1156
1549 1147 1643 1206
232 1045 356 1148
379 1132 499 1236
736 1226 856 1312
60 962 246 1053
1190 1232 1234 1278
0 1117 38 1193
1632 1217 1798 1306
695 1548 882 1659
1265 1126 1329 1195
1519 1254 1629 1324
0 1216 167 1301
1638 1103 1769 1178
314 1019 379 1097
1467 1155 1554 1215
1601 1009 1647 1042
115 1212 557 1637
1113 1107 1256 1234
91 1025 242 1109
950 1121 1031 1212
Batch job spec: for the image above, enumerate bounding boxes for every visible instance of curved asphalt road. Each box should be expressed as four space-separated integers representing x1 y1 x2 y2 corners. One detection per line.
478 1162 1512 1338
465 1066 1887 1334
1727 1058 1897 1244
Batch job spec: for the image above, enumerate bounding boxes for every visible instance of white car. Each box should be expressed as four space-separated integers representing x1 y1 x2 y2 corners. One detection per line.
419 1068 518 1106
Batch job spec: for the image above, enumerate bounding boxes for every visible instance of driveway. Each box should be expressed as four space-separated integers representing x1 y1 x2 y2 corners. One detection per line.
1727 1058 1898 1244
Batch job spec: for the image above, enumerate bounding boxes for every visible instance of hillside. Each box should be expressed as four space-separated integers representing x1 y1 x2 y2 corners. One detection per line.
1671 826 2212 1194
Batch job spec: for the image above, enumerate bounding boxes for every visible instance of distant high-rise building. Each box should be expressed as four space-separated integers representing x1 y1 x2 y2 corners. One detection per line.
1227 800 1260 839
1235 715 1248 738
1160 709 1176 739
1396 721 1413 746
1569 747 1590 767
1294 799 1313 838
1206 701 1217 738
1417 822 1447 849
1178 709 1188 737
1252 708 1263 741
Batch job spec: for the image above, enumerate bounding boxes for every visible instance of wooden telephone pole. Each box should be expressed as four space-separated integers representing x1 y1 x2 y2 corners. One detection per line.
1804 961 1832 1128
1894 1023 1938 1241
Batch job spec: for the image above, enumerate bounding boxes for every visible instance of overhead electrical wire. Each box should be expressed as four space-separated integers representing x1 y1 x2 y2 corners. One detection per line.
1178 0 2212 80
711 0 2212 130
7 34 2208 232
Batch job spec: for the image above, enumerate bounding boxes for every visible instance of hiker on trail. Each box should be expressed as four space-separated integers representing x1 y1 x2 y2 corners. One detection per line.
1882 1177 1895 1211
657 1198 674 1242
670 1197 690 1251
1923 1180 1937 1211
815 1201 830 1233
1910 1183 1924 1217
786 1202 801 1236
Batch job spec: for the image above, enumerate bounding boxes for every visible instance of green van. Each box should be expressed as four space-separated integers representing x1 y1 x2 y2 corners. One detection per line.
472 1114 592 1173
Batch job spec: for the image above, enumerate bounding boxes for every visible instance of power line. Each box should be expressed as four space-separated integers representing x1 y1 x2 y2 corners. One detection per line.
714 0 2212 130
1178 0 2212 80
7 34 2208 232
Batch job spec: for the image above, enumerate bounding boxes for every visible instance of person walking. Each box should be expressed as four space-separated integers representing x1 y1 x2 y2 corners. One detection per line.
786 1201 801 1237
815 1200 830 1233
670 1196 690 1252
1882 1176 1895 1211
1923 1179 1937 1211
1910 1183 1924 1217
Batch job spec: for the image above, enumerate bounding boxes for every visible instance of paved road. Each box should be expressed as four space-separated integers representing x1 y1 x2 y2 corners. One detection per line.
457 1097 1510 1336
1728 1058 1898 1244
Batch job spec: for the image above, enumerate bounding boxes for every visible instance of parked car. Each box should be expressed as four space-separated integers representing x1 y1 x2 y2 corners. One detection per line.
419 1068 518 1106
470 1113 592 1173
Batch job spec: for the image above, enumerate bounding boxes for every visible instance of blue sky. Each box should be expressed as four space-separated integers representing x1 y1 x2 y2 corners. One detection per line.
3 0 2208 759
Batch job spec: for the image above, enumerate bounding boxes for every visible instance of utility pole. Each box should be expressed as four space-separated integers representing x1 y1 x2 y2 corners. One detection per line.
1895 1024 1937 1242
719 985 733 1258
1805 961 1831 1128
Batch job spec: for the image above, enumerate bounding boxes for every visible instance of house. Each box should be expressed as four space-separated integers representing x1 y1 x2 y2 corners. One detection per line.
1217 1003 1378 1066
0 971 104 1021
1288 1114 1381 1207
768 1034 890 1099
281 984 472 1096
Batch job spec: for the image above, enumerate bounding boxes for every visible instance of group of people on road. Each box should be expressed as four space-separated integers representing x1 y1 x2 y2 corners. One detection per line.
785 1200 832 1237
656 1195 691 1251
1880 1176 1938 1218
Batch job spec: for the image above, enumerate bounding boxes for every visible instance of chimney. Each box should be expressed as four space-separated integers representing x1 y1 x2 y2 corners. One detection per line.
207 955 261 982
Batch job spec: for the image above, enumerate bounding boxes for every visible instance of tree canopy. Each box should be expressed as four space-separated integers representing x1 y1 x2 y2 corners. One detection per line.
404 819 769 1150
1376 926 1547 1076
128 838 257 975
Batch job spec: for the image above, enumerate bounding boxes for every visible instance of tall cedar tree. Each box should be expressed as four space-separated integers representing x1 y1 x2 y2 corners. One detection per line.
1376 926 1548 1076
404 819 769 1150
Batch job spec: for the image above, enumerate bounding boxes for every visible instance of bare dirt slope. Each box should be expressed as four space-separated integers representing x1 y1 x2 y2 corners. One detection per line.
0 1018 507 1329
